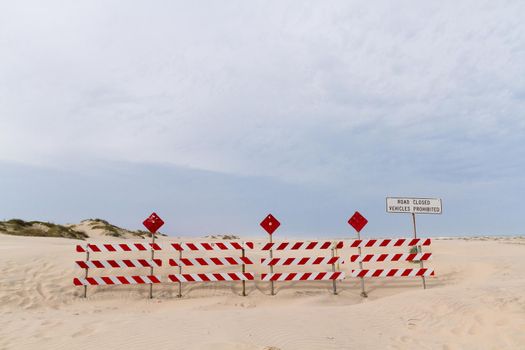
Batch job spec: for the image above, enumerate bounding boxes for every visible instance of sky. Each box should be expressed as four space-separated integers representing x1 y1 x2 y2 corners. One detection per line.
1 1 524 237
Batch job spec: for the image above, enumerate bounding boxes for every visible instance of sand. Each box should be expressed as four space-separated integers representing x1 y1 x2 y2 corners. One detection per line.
1 234 524 350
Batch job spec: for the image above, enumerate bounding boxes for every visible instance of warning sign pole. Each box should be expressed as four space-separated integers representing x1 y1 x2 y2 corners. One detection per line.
83 247 90 298
260 214 280 296
142 212 165 299
149 232 155 299
348 211 368 298
412 213 427 289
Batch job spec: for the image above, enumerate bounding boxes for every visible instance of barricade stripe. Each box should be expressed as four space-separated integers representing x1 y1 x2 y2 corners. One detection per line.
73 275 162 286
349 253 432 263
168 273 254 282
75 259 162 268
261 241 343 251
260 272 345 281
348 238 431 248
260 257 342 266
350 268 434 278
168 257 253 266
75 243 162 253
170 242 254 251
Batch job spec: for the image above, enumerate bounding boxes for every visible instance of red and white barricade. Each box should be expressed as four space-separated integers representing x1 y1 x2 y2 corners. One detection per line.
168 241 254 297
347 238 434 287
261 241 344 295
74 242 162 297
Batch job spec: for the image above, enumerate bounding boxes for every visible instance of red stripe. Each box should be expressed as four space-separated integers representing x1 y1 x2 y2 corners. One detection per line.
302 272 313 280
86 277 97 285
320 242 331 249
169 259 177 266
366 240 376 247
115 244 126 251
283 258 294 265
277 243 288 250
76 261 88 268
423 238 431 246
422 253 431 260
312 257 323 265
224 257 236 265
316 272 326 280
335 241 343 249
76 245 85 252
245 242 254 249
227 273 240 281
150 243 162 251
201 243 213 250
261 274 268 280
172 243 182 251
89 244 101 252
187 243 198 250
148 275 160 283
195 258 208 265
73 278 82 285
215 243 226 250
241 257 252 264
285 273 297 281
168 275 178 282
415 269 425 276
408 239 418 246
137 259 148 267
199 274 211 281
231 242 242 249
304 242 316 249
106 260 118 268
261 243 272 250
100 276 113 284
131 276 144 284
185 274 196 282
362 255 372 262
90 261 102 268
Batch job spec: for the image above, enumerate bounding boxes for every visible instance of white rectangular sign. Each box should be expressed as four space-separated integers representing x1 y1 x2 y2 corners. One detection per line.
386 197 442 214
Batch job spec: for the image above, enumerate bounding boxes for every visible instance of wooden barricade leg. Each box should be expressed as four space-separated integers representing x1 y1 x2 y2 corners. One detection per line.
83 247 90 298
178 250 183 297
242 247 246 296
331 244 337 295
412 213 427 289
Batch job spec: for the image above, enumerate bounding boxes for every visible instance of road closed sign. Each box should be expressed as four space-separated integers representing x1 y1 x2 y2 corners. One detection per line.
386 197 442 214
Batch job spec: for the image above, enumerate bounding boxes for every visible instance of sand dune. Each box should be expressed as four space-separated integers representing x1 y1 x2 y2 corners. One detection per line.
1 234 524 349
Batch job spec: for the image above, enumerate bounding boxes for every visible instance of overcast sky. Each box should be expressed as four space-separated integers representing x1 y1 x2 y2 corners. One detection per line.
1 1 524 237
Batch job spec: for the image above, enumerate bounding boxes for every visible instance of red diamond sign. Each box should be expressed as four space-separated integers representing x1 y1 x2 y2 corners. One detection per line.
143 212 165 233
348 211 368 233
260 214 280 235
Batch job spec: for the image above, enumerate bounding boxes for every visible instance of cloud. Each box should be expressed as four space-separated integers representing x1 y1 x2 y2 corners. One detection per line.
0 1 524 225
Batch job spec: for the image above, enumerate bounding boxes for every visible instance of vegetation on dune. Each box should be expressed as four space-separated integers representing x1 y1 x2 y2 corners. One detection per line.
82 218 166 238
0 219 88 240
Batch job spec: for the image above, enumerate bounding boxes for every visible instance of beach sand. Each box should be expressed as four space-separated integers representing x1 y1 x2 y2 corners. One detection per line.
1 234 524 349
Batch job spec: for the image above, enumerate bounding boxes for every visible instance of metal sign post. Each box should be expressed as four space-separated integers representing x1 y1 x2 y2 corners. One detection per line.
386 197 442 290
412 213 426 289
348 211 369 298
241 246 246 296
142 212 165 299
260 214 280 296
83 247 90 298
